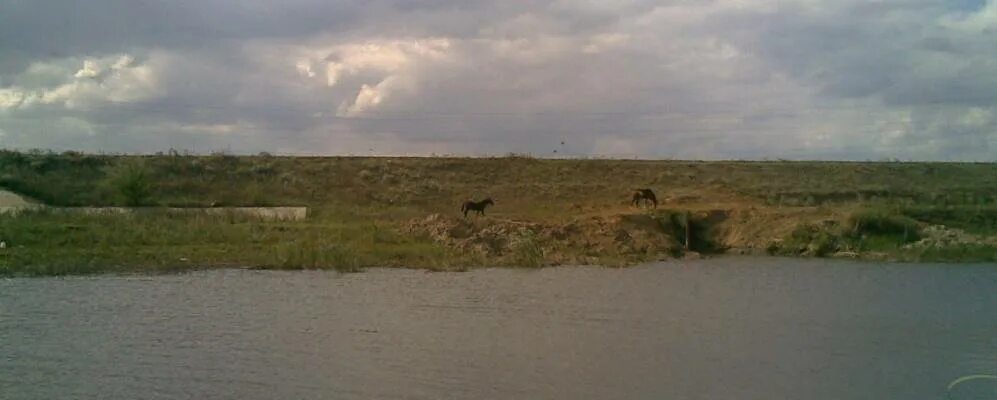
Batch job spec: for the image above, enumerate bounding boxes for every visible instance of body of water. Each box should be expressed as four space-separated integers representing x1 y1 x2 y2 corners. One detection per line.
2 257 996 399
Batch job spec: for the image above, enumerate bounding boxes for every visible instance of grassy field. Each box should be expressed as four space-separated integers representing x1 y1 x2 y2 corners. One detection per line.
1 149 996 276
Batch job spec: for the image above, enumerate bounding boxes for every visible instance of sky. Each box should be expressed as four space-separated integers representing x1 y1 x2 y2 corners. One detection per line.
1 0 995 160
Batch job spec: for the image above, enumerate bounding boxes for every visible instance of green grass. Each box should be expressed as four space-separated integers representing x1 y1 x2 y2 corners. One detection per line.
508 230 545 268
0 207 465 277
4 150 997 214
907 244 997 262
849 209 920 235
772 209 921 257
899 205 997 235
2 150 995 275
769 206 997 262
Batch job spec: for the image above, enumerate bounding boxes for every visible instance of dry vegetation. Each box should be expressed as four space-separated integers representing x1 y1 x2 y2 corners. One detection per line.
1 149 995 276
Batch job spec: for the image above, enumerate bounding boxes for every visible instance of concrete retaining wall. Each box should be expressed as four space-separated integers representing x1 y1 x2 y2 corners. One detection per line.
0 205 43 216
2 189 308 221
1 205 308 221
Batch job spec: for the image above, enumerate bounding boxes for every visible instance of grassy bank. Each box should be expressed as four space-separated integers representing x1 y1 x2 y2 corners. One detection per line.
1 150 995 276
0 207 468 276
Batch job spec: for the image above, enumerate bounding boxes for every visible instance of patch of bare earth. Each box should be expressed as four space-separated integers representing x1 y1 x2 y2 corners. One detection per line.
402 213 685 266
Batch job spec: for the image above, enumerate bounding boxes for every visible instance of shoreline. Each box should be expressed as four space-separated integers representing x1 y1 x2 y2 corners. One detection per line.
2 151 995 276
3 251 994 280
1 206 994 277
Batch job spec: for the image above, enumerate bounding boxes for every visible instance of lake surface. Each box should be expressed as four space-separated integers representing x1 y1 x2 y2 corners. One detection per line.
2 257 996 399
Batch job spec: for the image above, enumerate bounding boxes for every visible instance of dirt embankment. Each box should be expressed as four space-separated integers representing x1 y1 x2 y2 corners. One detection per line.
401 204 868 266
0 189 42 215
403 208 823 266
403 212 683 265
0 189 33 207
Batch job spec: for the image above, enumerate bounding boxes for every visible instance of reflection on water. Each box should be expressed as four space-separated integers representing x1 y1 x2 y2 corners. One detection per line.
1 257 996 399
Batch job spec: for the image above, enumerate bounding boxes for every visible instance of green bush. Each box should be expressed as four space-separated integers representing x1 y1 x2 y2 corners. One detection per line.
0 150 111 205
783 224 840 257
901 206 997 235
510 230 544 267
105 161 154 206
848 210 920 241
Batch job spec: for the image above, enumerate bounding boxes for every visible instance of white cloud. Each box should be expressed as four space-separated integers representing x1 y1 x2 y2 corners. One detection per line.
942 1 997 32
582 33 630 54
284 38 454 115
0 88 27 110
1 53 160 111
295 60 316 78
324 39 451 90
178 123 240 135
73 59 101 79
337 75 415 117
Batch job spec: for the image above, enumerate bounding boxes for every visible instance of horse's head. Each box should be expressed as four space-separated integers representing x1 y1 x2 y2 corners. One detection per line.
483 198 495 206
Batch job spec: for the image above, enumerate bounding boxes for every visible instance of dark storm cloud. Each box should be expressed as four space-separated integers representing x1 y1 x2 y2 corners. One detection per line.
1 0 995 160
710 0 997 106
0 1 353 55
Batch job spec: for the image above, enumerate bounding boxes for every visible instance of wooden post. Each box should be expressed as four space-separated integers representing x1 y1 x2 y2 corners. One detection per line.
685 211 691 251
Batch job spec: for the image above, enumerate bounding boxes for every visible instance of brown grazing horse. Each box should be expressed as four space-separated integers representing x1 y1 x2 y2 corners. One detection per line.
631 188 658 208
461 198 494 217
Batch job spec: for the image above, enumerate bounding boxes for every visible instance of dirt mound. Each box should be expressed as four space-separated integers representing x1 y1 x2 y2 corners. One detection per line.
403 213 686 266
0 189 34 207
405 213 541 256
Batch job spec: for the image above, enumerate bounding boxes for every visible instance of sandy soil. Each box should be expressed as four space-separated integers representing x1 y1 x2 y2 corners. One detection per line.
0 189 33 207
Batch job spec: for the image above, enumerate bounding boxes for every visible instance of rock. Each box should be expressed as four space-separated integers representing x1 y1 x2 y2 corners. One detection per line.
614 229 632 243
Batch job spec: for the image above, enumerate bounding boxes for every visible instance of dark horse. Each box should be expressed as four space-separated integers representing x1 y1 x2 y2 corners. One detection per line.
461 198 494 217
631 188 658 208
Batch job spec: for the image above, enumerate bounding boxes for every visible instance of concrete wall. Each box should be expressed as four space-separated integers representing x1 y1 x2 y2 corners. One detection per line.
1 205 308 221
0 205 43 216
2 189 310 220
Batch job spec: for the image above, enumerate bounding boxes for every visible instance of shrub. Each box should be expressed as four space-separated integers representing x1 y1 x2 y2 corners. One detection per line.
510 230 544 267
848 210 920 241
268 240 363 272
901 206 997 235
105 160 154 206
783 224 840 257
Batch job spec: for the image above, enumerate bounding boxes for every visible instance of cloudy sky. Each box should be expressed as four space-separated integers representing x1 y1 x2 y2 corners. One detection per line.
1 0 995 160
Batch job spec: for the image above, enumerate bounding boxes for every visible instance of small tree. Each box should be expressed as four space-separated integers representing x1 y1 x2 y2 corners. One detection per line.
105 160 154 206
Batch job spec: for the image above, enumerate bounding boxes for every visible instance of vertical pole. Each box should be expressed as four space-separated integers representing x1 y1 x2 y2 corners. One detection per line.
685 211 691 251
